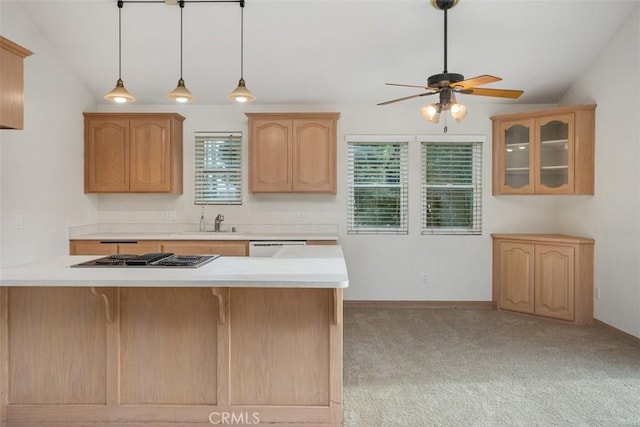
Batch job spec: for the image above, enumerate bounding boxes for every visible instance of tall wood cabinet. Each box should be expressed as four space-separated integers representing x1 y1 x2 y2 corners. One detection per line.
491 105 595 195
84 113 184 193
246 112 339 193
492 234 594 325
0 36 32 130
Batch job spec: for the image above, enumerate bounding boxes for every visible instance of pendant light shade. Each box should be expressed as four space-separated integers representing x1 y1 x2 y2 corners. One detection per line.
167 1 195 103
228 2 255 103
105 78 136 103
168 78 195 103
105 1 135 103
228 78 255 103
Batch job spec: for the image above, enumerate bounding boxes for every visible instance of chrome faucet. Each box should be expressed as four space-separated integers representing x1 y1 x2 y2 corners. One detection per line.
214 213 225 232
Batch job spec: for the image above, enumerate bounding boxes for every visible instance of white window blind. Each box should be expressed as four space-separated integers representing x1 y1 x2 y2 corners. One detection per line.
347 137 409 234
194 132 242 205
421 137 483 235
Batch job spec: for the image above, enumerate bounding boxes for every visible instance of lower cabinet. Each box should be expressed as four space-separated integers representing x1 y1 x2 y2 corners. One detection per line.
161 240 248 256
70 240 248 256
70 240 161 255
0 286 343 425
492 234 594 325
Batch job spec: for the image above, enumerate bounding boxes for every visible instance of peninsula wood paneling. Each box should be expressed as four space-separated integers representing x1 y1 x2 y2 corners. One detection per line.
8 288 106 404
119 288 218 404
229 288 330 405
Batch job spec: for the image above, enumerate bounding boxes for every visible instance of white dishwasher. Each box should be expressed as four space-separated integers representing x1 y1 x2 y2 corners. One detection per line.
249 241 306 257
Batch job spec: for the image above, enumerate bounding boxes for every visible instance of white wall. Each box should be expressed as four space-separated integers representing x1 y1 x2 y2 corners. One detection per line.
558 6 640 337
0 2 97 268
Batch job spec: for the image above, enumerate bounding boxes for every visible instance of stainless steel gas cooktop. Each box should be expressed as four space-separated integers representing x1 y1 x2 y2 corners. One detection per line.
71 253 219 268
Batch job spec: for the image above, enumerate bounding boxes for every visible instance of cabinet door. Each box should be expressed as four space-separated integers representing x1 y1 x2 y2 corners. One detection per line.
534 244 575 321
534 114 574 194
162 241 248 256
498 242 535 314
292 119 336 193
497 119 534 194
117 241 162 255
249 119 292 192
129 117 172 192
70 240 118 255
1 38 31 130
85 118 129 192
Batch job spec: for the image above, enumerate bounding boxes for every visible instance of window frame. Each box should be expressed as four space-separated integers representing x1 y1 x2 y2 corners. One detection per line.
419 134 484 235
194 132 243 205
346 135 411 235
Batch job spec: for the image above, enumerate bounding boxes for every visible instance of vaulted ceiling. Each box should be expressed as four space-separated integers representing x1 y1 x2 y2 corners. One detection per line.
12 0 638 106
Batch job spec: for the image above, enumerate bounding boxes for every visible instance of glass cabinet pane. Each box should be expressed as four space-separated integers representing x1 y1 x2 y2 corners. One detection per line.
539 120 569 188
504 124 530 189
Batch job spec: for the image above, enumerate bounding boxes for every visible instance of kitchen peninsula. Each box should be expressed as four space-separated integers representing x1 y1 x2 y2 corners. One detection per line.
0 245 347 426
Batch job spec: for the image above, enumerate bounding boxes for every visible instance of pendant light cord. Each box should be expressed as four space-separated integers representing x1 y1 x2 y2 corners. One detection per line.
179 0 184 79
118 2 123 79
240 4 244 79
443 6 447 74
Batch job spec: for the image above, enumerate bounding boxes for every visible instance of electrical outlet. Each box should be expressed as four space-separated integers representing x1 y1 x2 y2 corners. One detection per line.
297 212 305 222
166 210 177 221
595 287 601 300
422 274 428 286
15 214 23 229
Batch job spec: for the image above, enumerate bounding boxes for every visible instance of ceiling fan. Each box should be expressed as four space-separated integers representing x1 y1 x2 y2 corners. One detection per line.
378 0 523 123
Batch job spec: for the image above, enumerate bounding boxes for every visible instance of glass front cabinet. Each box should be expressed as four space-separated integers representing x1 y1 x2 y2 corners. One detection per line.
491 105 595 195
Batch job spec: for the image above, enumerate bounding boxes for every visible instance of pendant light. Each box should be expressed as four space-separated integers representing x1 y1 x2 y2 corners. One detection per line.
104 0 135 103
228 0 255 103
167 0 195 103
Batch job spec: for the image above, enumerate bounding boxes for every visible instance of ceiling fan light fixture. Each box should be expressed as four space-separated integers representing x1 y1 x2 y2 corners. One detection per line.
422 104 441 123
450 103 467 122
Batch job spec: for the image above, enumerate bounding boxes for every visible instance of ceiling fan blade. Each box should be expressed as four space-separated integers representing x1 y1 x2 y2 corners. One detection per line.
451 74 502 90
377 91 438 106
461 87 524 99
385 82 431 90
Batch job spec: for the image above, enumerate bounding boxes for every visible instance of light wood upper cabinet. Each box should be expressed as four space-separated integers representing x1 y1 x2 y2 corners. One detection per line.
491 105 595 195
0 36 32 130
492 234 594 325
247 113 339 193
84 113 184 193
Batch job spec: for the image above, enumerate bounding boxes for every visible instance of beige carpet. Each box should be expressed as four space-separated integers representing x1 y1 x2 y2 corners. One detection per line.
343 307 640 427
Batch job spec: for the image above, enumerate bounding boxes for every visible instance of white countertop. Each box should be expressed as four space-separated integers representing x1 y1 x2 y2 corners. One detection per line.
0 246 349 288
69 231 338 241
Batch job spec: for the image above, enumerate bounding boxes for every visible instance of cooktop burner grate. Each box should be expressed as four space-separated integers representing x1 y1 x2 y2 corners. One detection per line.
71 253 220 268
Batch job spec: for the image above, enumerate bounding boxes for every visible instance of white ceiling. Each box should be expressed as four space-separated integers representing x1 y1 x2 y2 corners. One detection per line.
11 0 639 106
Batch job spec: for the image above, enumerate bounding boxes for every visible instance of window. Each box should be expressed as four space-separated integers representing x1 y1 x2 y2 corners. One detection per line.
194 132 242 204
347 136 409 234
421 136 483 235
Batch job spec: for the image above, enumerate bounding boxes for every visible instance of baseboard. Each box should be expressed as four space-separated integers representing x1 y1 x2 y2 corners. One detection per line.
344 300 493 310
593 319 640 347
